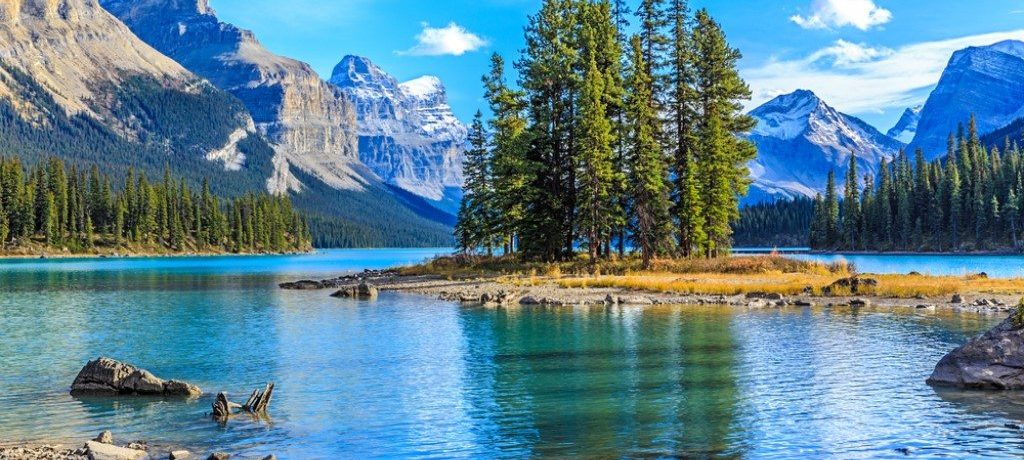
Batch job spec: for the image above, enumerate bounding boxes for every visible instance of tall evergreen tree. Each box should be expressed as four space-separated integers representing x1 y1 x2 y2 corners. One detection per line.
691 9 756 257
625 35 674 268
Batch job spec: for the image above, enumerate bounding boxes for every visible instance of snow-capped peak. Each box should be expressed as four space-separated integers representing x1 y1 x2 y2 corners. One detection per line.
400 76 444 101
744 89 904 205
750 89 823 140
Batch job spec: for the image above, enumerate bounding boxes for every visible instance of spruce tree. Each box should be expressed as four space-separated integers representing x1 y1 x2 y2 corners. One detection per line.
625 35 674 268
691 9 756 256
576 56 616 262
824 170 839 248
843 155 860 249
667 0 704 256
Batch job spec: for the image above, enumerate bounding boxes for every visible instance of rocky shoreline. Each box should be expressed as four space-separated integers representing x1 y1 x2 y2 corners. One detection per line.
280 270 1021 314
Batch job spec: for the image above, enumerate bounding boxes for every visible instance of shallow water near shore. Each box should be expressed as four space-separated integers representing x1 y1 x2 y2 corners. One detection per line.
4 249 1024 457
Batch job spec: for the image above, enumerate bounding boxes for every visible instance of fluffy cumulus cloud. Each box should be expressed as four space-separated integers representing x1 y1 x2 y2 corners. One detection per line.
400 22 488 56
791 0 893 31
744 30 1024 114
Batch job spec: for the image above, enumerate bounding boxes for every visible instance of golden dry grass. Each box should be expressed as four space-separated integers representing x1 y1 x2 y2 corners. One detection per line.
401 254 1024 299
557 272 1024 298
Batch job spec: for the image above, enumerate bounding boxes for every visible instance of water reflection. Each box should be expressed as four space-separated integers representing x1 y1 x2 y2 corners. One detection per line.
2 252 1024 457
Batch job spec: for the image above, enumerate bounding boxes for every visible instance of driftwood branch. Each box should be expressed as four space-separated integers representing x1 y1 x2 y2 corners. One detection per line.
212 383 274 422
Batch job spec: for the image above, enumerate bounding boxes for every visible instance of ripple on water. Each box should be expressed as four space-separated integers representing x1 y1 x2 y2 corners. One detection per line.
0 251 1019 457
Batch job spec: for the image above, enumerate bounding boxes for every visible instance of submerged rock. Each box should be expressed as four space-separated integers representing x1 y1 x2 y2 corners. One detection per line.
928 315 1024 389
330 282 379 300
278 280 325 290
70 358 201 396
94 430 114 444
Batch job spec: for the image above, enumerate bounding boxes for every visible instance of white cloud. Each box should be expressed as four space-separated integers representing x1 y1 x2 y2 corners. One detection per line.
399 22 488 56
744 30 1024 115
791 0 893 31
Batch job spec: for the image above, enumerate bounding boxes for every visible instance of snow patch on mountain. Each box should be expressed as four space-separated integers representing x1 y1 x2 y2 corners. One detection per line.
746 89 904 204
887 106 922 144
330 56 466 206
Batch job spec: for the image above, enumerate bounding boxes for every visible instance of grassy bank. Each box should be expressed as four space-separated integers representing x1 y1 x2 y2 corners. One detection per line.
401 254 1024 300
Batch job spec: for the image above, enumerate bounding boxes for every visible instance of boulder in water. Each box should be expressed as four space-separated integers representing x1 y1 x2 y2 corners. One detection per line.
928 314 1024 389
330 282 379 300
70 358 201 396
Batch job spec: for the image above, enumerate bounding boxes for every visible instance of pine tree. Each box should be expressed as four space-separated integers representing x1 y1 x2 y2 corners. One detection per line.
843 154 860 249
483 54 531 255
824 170 839 248
667 0 704 257
625 35 674 268
576 54 617 262
691 9 756 257
456 111 494 254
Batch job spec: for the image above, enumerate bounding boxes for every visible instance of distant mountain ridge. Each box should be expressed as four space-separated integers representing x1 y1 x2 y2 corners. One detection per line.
0 0 276 196
330 56 466 213
745 90 904 203
909 40 1024 158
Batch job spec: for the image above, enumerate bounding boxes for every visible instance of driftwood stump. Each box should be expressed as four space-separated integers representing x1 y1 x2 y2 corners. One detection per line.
211 383 274 422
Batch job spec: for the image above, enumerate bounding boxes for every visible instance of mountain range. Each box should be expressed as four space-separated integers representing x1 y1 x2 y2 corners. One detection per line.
0 0 466 247
746 39 1024 203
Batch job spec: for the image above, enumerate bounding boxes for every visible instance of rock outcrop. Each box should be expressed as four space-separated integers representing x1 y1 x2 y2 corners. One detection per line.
330 56 466 212
70 358 201 396
928 315 1024 389
84 441 149 460
330 282 379 300
0 0 191 115
100 0 364 194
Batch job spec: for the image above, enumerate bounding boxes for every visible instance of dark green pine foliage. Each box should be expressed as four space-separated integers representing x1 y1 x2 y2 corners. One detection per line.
733 197 814 248
0 156 310 254
806 118 1024 252
625 35 675 268
452 0 758 263
691 9 757 257
456 112 498 254
842 155 860 249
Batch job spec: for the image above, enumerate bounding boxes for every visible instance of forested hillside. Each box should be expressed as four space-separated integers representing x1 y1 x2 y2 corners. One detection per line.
0 64 274 197
811 117 1024 252
0 157 310 255
733 198 814 248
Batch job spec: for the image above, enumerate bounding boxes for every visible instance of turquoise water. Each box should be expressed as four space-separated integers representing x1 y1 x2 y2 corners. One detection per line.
791 253 1024 278
2 250 1024 457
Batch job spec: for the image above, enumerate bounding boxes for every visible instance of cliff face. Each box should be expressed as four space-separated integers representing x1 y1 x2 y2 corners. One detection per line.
100 0 363 194
910 40 1024 158
330 56 465 209
0 0 274 180
0 0 191 115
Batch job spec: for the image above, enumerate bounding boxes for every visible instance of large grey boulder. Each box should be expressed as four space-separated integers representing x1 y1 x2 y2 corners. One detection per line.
84 441 149 460
928 315 1024 389
71 358 201 396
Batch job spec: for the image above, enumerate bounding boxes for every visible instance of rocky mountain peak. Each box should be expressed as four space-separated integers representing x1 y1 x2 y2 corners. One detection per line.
330 55 402 100
746 89 902 204
101 0 364 194
329 55 465 206
909 39 1024 158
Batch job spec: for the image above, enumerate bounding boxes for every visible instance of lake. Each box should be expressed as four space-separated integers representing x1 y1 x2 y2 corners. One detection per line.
3 249 1024 457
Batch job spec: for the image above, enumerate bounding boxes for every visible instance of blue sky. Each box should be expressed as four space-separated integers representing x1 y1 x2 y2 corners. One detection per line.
210 0 1024 132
